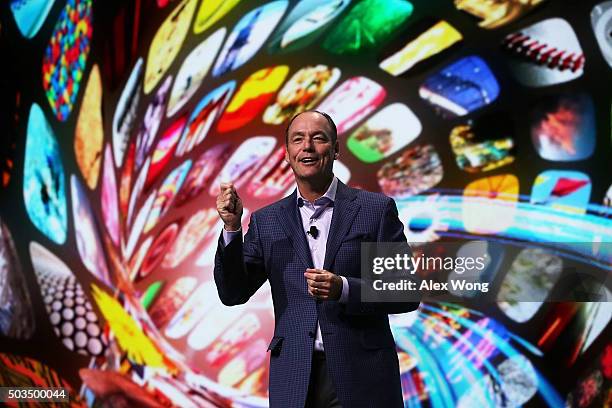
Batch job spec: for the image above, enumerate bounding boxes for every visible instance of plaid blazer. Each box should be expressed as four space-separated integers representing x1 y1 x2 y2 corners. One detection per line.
214 181 419 407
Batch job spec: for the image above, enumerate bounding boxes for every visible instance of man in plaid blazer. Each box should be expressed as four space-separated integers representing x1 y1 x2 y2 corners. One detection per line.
215 111 419 407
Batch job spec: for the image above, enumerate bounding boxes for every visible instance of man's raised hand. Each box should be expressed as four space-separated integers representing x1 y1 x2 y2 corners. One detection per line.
216 182 243 231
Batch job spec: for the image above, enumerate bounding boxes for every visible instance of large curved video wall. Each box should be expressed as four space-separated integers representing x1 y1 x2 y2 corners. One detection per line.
1 0 611 406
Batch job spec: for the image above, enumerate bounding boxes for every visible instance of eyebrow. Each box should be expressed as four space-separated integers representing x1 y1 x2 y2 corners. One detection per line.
289 131 328 138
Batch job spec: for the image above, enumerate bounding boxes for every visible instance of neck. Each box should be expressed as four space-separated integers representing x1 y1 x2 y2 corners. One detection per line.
296 174 334 202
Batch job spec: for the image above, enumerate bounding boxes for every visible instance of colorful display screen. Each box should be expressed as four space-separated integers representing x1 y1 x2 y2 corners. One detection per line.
1 0 611 407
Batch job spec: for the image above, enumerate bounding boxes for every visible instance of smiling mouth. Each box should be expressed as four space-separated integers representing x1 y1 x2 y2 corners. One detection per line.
299 157 318 165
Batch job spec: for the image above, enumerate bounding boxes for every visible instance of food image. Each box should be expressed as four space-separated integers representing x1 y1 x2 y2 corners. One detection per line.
263 65 341 124
377 144 443 198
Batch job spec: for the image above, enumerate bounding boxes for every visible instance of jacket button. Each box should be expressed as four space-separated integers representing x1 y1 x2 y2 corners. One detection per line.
308 331 315 338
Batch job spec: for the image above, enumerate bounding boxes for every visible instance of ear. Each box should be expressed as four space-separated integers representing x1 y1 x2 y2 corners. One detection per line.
334 140 339 159
284 149 290 163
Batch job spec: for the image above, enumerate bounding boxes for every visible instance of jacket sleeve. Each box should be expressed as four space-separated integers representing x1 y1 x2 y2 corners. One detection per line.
344 197 421 315
214 211 268 306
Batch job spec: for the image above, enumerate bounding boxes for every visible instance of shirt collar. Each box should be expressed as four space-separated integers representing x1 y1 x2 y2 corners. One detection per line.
296 176 338 205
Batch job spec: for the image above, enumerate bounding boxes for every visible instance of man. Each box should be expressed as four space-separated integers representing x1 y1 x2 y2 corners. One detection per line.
215 110 419 407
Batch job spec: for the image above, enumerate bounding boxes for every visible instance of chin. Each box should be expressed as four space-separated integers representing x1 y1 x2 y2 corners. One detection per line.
297 166 320 175
297 173 318 180
302 172 332 182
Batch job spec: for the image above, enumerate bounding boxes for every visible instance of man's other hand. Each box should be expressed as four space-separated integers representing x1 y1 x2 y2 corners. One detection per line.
216 182 243 231
304 268 342 301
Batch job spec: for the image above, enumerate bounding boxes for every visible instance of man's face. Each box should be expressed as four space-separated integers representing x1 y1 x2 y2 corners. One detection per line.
285 112 338 182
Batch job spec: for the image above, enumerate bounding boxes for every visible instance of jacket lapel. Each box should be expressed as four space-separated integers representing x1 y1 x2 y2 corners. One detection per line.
275 191 314 269
324 181 359 271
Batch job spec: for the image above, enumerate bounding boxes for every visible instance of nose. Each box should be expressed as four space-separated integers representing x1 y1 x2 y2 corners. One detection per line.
301 136 315 151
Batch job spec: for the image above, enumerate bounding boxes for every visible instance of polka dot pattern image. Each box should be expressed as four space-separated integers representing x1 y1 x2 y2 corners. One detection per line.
29 241 106 357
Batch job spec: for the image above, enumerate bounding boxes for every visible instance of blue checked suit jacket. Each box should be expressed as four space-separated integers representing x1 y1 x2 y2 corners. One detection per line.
214 180 420 407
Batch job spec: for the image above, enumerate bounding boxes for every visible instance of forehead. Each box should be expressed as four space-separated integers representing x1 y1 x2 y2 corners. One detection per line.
288 112 331 135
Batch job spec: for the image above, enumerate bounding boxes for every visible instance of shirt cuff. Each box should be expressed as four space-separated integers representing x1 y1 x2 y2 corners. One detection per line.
222 227 241 246
339 276 349 303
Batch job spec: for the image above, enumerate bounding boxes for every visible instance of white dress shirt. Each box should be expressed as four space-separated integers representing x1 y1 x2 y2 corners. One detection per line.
222 176 349 352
